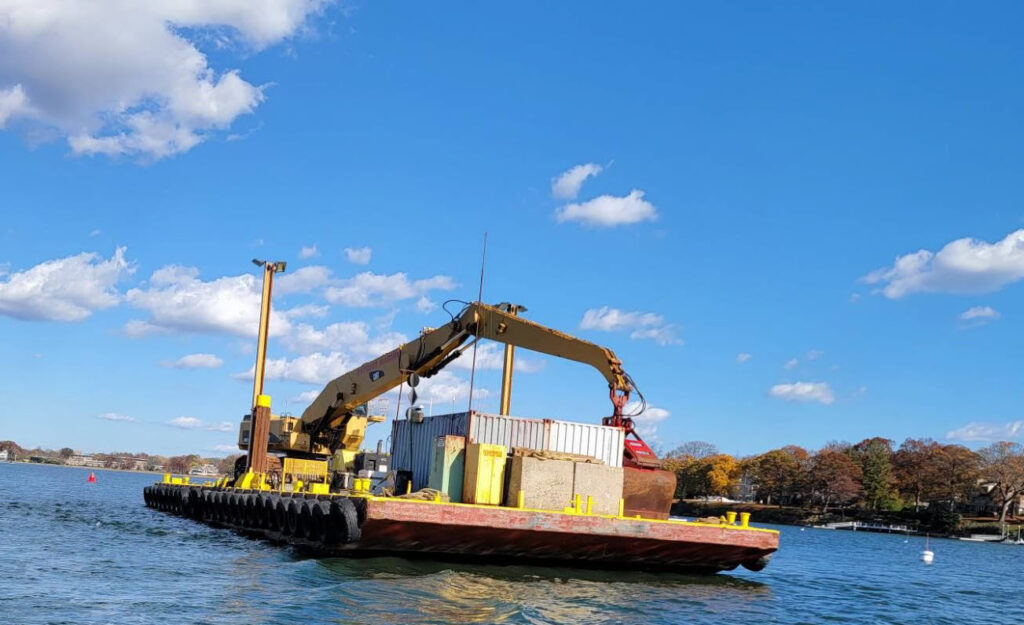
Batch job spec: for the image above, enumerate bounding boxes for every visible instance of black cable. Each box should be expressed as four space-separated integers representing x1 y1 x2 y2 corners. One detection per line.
623 372 647 416
441 299 472 323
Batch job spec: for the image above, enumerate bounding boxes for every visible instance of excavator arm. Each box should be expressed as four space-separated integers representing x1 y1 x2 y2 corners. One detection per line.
297 301 656 466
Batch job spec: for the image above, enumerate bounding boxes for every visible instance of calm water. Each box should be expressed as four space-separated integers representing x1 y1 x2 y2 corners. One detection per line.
1 462 1019 625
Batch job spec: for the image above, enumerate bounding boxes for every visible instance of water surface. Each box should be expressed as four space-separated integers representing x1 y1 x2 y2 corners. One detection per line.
1 462 1018 624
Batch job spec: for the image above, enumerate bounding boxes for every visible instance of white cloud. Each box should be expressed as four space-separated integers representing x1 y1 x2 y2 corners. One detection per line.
275 265 331 295
416 296 436 313
234 351 353 385
125 266 300 337
0 0 330 159
946 421 1023 443
555 190 657 227
289 389 320 404
579 306 681 346
806 349 824 361
783 358 799 370
210 444 240 453
298 245 319 259
98 412 134 422
0 247 133 321
280 303 329 319
623 401 670 442
736 353 752 364
551 163 602 199
344 246 372 265
168 416 233 432
768 382 835 405
283 321 369 354
325 271 456 307
862 229 1024 298
88 229 102 237
0 84 29 127
959 306 1000 325
163 353 224 369
416 370 489 403
241 321 409 382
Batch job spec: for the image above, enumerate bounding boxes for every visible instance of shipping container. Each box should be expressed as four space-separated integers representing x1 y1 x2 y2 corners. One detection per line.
467 413 547 452
391 413 468 490
548 421 624 469
391 412 625 490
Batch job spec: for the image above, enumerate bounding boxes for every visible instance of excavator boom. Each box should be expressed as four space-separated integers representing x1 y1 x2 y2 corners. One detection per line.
295 301 656 467
302 301 631 429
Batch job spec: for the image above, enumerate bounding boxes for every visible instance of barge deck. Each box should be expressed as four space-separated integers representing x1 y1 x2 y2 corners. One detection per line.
144 482 778 574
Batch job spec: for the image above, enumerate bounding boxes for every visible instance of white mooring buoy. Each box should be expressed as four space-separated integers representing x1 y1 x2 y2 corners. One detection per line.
921 534 934 564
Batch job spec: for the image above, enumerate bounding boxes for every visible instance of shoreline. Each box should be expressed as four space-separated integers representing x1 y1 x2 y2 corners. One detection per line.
672 500 1022 539
0 459 225 479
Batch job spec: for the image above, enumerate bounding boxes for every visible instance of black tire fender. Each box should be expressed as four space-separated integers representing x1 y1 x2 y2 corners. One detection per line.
276 498 291 535
286 498 303 537
741 555 772 572
298 499 315 540
329 497 361 544
263 494 282 531
307 499 327 542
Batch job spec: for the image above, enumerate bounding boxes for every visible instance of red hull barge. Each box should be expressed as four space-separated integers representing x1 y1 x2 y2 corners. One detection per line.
144 485 778 574
348 498 777 573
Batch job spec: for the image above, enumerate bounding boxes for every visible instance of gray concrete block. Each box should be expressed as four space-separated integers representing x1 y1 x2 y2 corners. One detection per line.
504 456 574 511
573 462 624 515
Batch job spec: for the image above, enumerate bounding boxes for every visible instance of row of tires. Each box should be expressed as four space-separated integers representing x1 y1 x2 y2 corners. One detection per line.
143 485 362 544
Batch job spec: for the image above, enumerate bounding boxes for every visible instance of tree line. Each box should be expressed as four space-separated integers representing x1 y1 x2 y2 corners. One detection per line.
0 440 236 475
662 438 1024 524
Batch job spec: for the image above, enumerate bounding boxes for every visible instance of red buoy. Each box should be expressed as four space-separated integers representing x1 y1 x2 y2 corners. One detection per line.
87 472 96 483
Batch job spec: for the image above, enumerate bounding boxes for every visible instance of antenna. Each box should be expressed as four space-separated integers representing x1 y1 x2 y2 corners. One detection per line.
467 232 487 413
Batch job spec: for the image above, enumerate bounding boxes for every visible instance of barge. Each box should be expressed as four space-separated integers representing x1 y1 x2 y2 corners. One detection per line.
144 479 777 573
144 262 779 573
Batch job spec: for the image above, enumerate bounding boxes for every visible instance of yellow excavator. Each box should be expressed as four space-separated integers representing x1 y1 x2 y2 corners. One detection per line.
237 300 662 489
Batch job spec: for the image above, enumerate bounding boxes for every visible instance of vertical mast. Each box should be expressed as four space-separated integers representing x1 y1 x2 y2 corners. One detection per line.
247 259 285 476
498 303 526 415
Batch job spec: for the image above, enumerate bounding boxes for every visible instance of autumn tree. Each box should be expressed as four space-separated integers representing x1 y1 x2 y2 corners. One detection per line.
217 454 243 475
978 442 1024 524
932 444 980 509
666 441 719 460
59 447 74 459
679 454 741 499
810 450 862 512
167 454 200 475
852 438 895 510
893 438 942 511
746 446 810 505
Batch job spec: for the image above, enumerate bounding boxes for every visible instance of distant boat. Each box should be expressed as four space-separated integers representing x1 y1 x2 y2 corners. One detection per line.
959 534 1003 543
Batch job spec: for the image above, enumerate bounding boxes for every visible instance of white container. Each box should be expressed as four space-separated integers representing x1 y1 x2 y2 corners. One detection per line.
391 411 625 490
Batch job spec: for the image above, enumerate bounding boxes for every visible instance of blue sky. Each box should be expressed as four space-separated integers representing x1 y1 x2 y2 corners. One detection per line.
1 2 1023 457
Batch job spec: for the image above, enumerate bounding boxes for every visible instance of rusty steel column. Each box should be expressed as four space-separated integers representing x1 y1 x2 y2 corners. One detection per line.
248 395 272 475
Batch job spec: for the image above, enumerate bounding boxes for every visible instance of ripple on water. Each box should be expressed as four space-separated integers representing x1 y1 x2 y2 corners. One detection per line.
2 463 1023 625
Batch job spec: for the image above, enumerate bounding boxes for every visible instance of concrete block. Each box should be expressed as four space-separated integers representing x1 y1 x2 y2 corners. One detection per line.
573 462 624 516
504 455 574 511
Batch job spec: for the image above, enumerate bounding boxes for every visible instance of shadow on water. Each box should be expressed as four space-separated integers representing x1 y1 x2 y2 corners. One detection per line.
293 555 773 625
317 555 768 590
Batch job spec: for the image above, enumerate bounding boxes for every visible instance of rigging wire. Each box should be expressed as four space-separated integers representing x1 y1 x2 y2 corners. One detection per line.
467 232 487 413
